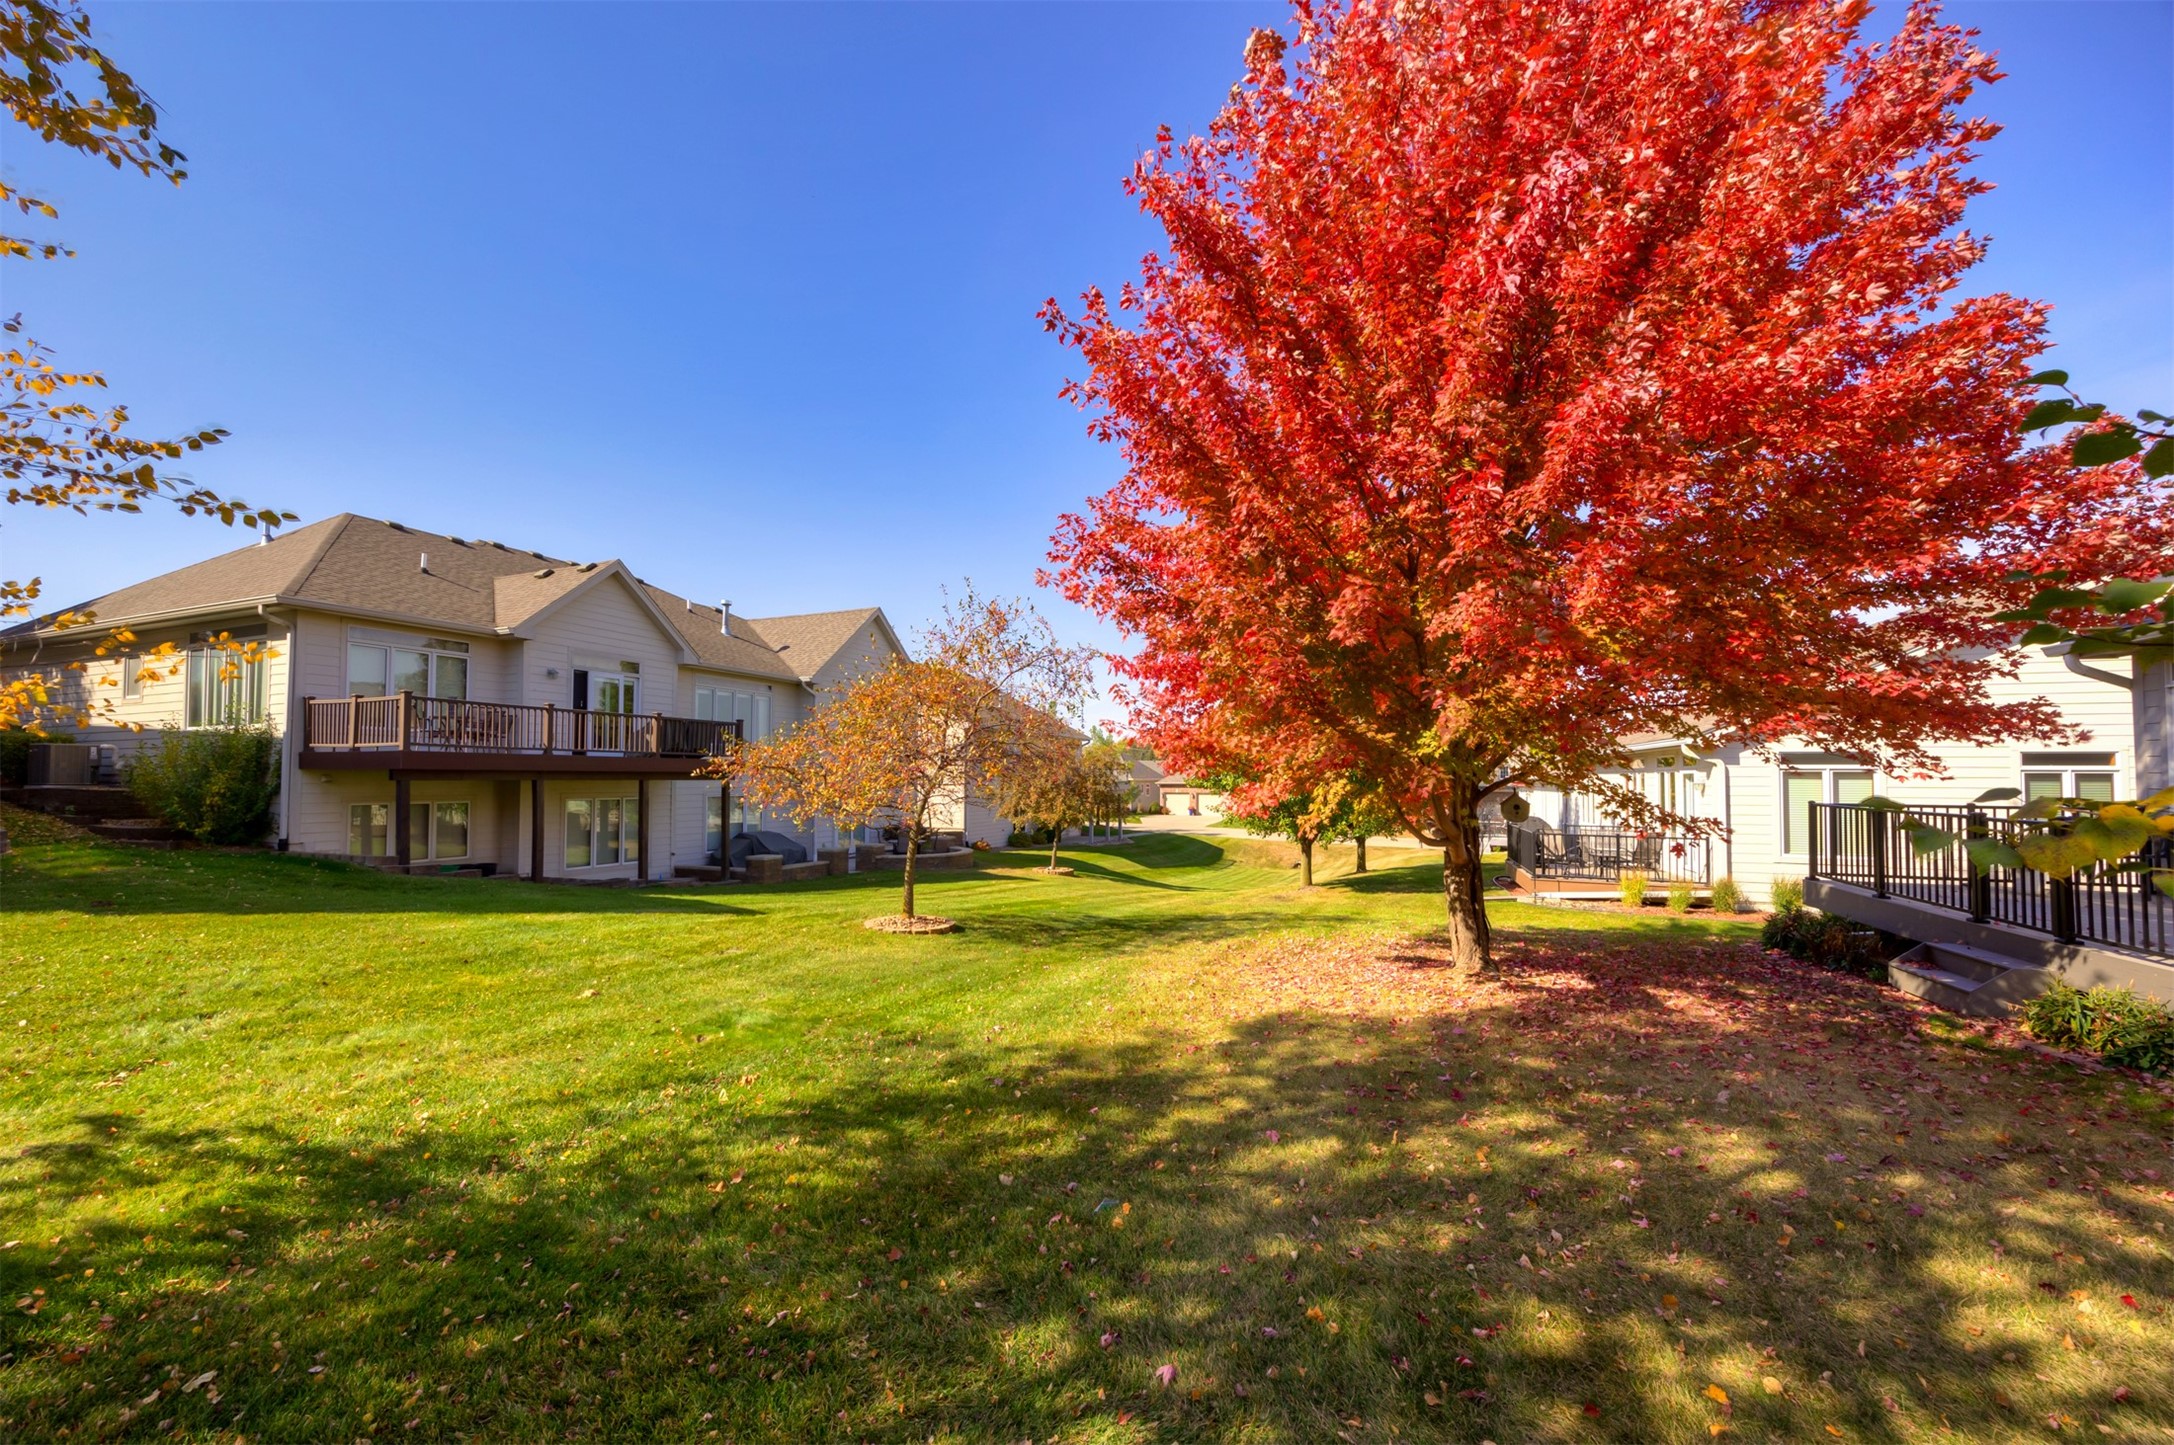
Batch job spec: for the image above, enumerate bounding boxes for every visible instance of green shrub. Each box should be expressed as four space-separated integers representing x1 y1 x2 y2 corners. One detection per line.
1770 875 1804 913
1618 869 1650 908
0 728 74 786
124 723 280 845
2021 983 2174 1075
1710 875 1746 914
1760 906 1886 982
1665 880 1695 913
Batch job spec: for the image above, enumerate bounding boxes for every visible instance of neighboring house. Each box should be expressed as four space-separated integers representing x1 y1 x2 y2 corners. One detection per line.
1159 775 1227 818
0 514 903 880
1516 643 2170 907
1125 757 1165 809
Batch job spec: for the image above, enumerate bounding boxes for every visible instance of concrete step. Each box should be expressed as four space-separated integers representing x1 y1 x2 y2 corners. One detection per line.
673 864 726 882
1914 939 2017 984
1889 943 2055 1018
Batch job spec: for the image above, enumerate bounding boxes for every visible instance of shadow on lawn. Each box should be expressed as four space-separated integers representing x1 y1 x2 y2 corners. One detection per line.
8 931 2167 1442
0 836 1250 919
0 844 781 918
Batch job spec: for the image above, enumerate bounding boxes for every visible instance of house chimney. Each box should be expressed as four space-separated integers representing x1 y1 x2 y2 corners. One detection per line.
719 600 732 634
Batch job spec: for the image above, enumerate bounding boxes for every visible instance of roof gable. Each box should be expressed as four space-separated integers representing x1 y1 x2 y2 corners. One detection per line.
742 607 903 681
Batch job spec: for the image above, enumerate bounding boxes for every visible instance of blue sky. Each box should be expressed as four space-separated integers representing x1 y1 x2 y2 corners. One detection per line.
7 1 2170 724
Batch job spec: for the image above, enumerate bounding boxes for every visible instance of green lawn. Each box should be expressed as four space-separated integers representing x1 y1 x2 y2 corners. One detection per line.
3 831 2170 1442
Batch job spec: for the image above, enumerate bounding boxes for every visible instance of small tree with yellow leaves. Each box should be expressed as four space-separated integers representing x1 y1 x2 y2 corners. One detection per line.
711 586 1092 926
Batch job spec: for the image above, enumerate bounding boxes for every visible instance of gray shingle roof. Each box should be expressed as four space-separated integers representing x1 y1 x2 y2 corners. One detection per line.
3 513 883 686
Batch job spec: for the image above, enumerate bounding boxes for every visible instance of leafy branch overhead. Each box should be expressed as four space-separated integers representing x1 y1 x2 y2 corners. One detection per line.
1865 784 2174 902
1997 371 2174 662
1 0 290 733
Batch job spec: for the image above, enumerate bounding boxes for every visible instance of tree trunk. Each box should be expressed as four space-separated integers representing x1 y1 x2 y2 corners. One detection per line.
1299 834 1314 887
901 831 918 919
1049 819 1062 870
1354 836 1368 873
1441 807 1492 975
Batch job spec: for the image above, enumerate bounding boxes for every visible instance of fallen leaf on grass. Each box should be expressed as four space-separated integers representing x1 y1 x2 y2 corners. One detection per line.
1154 1363 1177 1389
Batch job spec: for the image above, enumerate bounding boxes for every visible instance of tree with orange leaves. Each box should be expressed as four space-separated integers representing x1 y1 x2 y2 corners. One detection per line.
713 586 1092 927
1044 0 2173 974
2 0 288 733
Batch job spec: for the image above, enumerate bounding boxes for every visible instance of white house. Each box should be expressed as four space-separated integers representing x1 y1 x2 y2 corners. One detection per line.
1516 643 2172 907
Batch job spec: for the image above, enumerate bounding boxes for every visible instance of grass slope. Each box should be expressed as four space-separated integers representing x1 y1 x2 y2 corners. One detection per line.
2 835 2169 1442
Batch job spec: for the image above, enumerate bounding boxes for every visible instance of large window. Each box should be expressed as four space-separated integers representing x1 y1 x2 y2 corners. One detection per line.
2021 751 2117 805
1780 762 1873 855
565 795 639 869
349 800 469 859
695 686 769 740
348 802 390 857
184 649 268 726
346 635 469 699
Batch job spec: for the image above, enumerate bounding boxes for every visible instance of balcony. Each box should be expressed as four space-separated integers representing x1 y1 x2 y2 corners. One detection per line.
300 693 740 777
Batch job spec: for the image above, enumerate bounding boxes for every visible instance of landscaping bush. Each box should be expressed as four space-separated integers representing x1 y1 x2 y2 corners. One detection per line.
124 723 280 845
1665 880 1695 913
0 727 73 786
1710 875 1746 914
1770 875 1804 913
2020 983 2174 1075
1617 869 1650 907
1760 904 1886 982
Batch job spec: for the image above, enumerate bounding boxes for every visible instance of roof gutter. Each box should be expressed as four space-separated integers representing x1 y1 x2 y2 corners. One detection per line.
2052 642 2134 692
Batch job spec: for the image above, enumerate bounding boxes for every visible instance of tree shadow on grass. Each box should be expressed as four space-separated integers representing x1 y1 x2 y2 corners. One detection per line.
7 933 2167 1442
0 843 772 919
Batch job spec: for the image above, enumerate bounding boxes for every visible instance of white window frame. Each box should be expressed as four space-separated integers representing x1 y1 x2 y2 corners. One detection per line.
345 629 471 701
120 656 146 700
2022 767 2118 804
1777 760 1875 857
350 799 470 859
694 684 769 740
184 648 269 727
564 794 640 870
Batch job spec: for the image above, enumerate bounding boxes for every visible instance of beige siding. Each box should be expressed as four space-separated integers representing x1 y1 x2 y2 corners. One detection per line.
515 578 685 710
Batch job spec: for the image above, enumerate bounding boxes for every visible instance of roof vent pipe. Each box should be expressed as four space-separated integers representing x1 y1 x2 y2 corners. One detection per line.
419 552 429 573
719 600 732 634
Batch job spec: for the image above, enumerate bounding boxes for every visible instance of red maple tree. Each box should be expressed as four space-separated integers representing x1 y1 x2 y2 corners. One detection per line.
1043 0 2172 973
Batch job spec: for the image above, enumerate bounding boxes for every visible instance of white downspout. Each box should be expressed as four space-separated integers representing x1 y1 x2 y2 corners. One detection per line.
263 603 299 852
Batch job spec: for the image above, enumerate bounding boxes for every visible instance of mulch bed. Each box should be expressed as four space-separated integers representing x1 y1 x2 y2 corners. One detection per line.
862 914 958 934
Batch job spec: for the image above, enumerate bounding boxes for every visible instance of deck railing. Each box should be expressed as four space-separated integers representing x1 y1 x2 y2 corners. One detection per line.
303 692 740 760
1507 825 1712 885
1808 801 2171 959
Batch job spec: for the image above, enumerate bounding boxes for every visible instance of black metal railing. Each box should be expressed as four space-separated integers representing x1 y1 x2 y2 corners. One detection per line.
1809 801 2171 959
1507 825 1712 884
